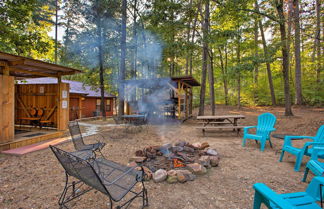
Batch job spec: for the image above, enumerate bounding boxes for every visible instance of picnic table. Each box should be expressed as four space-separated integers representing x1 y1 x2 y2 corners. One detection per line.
196 115 245 136
121 114 147 126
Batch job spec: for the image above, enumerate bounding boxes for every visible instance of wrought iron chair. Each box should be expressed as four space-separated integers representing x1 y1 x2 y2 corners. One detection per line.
68 121 106 158
50 145 148 209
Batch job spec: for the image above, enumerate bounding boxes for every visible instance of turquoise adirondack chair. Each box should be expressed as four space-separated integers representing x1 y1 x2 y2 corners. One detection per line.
279 125 324 171
302 146 324 182
253 176 324 209
242 113 277 151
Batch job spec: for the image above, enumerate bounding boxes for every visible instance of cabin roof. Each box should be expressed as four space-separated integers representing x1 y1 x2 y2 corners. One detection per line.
0 51 81 78
17 77 116 98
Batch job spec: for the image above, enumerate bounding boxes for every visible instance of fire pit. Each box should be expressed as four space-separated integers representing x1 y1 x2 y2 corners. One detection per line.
129 141 220 183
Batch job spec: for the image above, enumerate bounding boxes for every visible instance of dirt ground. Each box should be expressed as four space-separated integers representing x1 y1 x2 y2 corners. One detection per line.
1 105 324 209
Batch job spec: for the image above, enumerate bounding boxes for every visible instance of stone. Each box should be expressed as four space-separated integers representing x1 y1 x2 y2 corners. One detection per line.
199 156 211 168
177 172 187 183
200 142 210 150
209 156 220 167
153 169 167 183
129 156 147 163
175 141 188 147
127 161 138 167
135 150 144 157
192 142 201 149
172 146 184 152
183 146 195 153
185 173 196 181
206 148 218 156
167 170 178 177
142 166 153 181
167 175 178 184
187 163 207 175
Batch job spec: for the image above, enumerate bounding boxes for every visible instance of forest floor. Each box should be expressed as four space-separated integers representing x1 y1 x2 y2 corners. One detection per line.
1 105 324 209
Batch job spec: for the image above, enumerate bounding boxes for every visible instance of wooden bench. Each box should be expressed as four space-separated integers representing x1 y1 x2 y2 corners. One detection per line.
196 125 245 136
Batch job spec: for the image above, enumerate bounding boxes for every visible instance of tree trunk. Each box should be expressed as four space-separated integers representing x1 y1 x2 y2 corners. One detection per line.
185 0 193 75
132 0 138 79
236 34 241 109
198 0 209 116
253 4 259 103
256 1 276 105
315 0 321 103
118 0 127 117
275 0 293 116
208 49 215 115
293 0 302 105
55 0 58 64
218 47 229 105
97 17 106 120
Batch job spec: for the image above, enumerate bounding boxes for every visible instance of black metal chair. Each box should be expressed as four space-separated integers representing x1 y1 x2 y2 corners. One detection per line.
50 145 148 209
68 121 106 158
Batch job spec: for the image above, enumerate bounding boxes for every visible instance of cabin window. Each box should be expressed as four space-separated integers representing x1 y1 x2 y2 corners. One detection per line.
106 100 111 112
96 99 111 112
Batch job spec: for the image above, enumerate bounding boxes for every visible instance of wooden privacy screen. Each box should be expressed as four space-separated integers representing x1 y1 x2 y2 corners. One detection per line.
0 75 15 143
15 83 70 130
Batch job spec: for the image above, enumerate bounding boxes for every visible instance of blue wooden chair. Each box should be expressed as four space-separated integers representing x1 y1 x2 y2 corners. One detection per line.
303 146 324 182
242 113 277 151
279 125 324 171
253 176 324 209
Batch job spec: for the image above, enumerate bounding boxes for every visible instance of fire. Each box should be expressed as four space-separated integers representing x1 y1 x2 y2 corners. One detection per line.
173 159 185 168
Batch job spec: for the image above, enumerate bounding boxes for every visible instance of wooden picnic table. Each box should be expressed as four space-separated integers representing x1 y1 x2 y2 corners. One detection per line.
196 115 245 136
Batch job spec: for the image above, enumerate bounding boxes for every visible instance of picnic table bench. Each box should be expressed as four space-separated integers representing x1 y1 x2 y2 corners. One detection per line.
196 115 245 136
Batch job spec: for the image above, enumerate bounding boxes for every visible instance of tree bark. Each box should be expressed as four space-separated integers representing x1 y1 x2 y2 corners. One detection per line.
315 0 321 102
275 0 293 116
218 47 228 105
97 14 106 120
236 34 241 109
293 0 302 105
256 1 276 105
55 0 58 64
198 0 209 116
118 0 127 117
253 4 259 103
185 0 193 75
208 49 215 115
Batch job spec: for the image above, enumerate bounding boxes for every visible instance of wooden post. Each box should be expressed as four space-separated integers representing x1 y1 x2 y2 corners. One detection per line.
189 88 193 115
185 87 189 118
78 96 82 119
57 75 69 130
0 74 14 143
177 81 181 119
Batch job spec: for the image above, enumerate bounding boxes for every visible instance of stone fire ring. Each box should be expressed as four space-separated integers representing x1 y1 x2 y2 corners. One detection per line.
128 141 220 184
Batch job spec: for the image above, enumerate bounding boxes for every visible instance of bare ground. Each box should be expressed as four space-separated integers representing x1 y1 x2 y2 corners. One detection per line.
1 105 324 209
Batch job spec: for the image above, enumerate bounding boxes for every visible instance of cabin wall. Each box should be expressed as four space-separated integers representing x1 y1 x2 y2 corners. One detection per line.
81 97 114 118
0 75 14 143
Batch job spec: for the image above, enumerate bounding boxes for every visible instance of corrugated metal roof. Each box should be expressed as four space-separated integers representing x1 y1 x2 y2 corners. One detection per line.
17 77 116 98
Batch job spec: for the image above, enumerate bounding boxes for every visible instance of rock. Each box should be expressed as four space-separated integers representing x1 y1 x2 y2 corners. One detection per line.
175 141 188 147
172 146 184 152
153 169 167 183
177 172 187 183
135 150 144 157
129 156 147 163
206 148 218 156
199 156 211 168
159 144 172 156
192 142 201 149
187 163 207 175
209 156 220 167
186 173 196 181
135 166 153 181
167 175 178 184
183 146 195 153
127 161 138 167
200 142 210 150
167 170 178 177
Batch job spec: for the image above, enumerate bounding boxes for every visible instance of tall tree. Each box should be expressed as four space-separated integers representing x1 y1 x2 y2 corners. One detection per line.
255 1 276 105
118 0 127 117
275 0 293 116
293 0 302 105
198 0 210 116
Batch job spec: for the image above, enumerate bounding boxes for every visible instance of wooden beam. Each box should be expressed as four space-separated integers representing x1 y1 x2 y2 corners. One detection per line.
16 96 31 117
9 67 57 77
44 106 57 120
8 59 25 66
